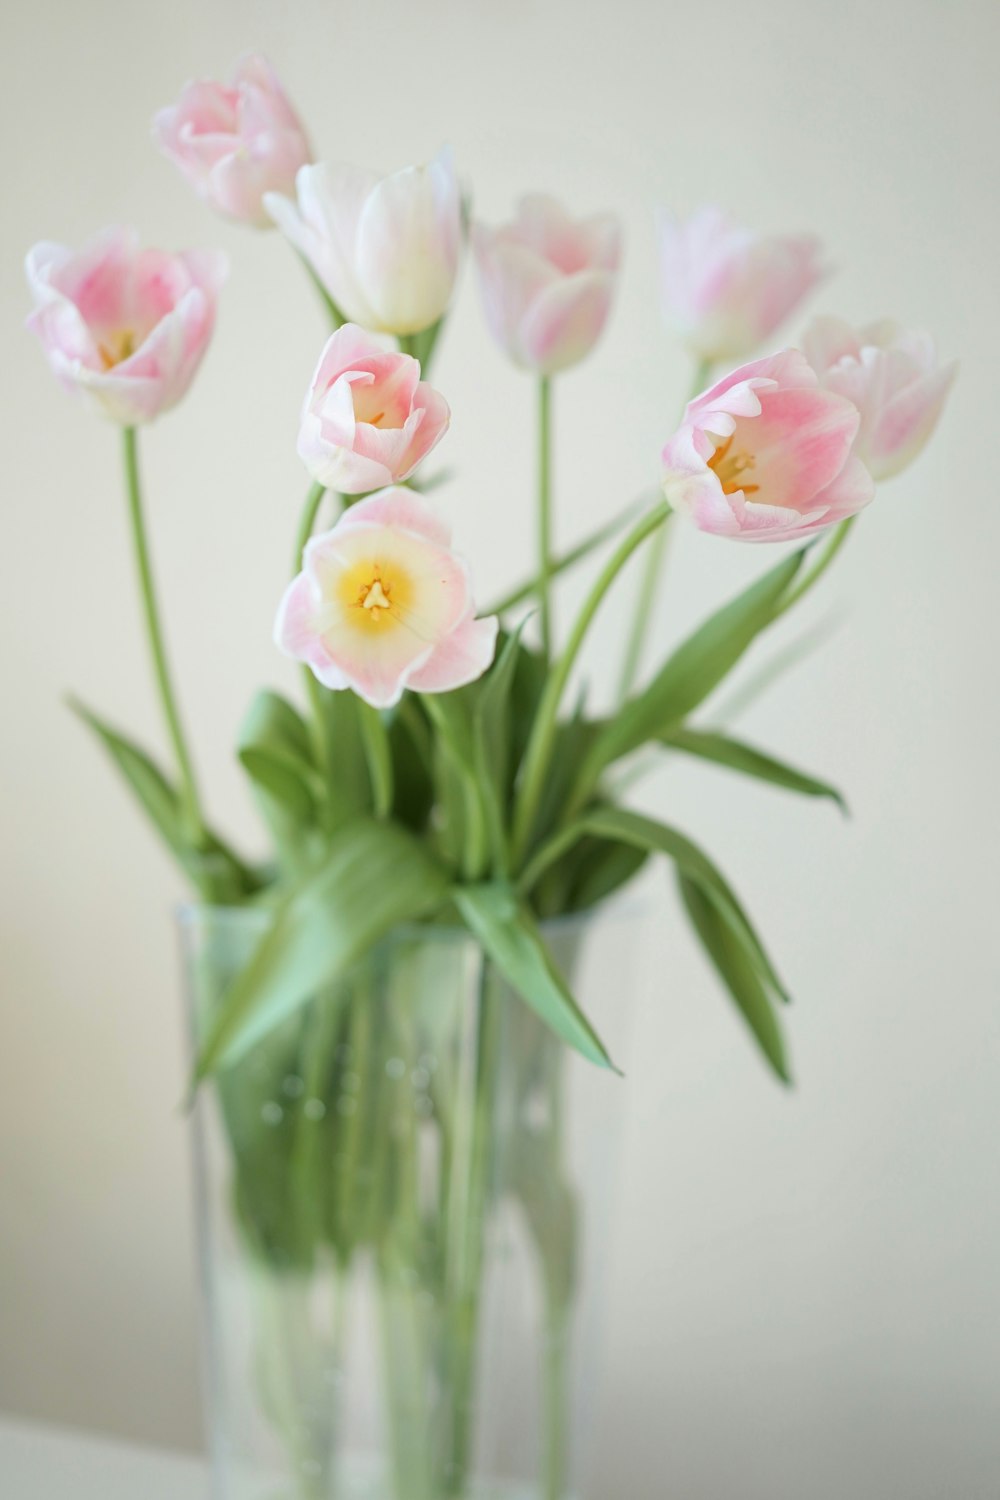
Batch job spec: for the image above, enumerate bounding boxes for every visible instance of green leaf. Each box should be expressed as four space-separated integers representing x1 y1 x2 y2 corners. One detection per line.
194 819 450 1080
238 691 325 874
453 883 616 1071
70 698 256 901
575 551 804 803
484 495 649 616
678 875 791 1083
521 805 789 1005
473 622 531 872
315 690 373 829
662 727 847 812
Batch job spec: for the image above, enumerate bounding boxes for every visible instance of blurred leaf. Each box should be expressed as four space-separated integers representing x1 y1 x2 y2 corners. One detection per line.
238 691 325 874
194 819 449 1080
711 614 841 726
453 883 616 1070
473 622 531 872
678 874 791 1083
575 551 804 803
662 727 847 812
387 701 434 833
70 698 256 901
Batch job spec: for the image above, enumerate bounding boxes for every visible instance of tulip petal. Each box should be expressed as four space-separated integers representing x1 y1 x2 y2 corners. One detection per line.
520 270 616 376
405 611 500 693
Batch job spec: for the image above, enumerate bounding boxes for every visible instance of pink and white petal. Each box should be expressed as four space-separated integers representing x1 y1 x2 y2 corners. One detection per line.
302 434 392 493
337 487 452 548
687 349 815 424
319 614 434 709
351 418 413 476
396 387 450 477
519 269 614 374
473 232 556 360
738 385 860 505
313 323 393 388
275 571 323 657
356 159 458 332
55 359 162 425
865 360 957 480
806 452 875 522
404 611 499 693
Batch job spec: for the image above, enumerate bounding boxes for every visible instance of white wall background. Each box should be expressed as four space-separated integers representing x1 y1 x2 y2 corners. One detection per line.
2 1 998 1495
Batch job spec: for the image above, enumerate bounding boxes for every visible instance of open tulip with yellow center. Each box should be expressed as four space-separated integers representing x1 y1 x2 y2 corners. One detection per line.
275 488 498 708
662 349 875 542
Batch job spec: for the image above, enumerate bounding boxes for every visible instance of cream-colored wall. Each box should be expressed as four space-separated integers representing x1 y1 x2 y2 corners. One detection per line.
2 0 998 1494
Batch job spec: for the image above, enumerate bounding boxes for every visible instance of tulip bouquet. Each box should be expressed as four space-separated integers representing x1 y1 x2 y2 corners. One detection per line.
27 53 955 1500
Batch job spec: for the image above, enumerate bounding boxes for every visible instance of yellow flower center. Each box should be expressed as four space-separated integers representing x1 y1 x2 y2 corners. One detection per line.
708 434 759 496
361 577 391 615
97 328 136 370
334 555 416 635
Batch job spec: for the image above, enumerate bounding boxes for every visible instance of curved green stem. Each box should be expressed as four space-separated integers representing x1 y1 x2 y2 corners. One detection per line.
291 482 335 795
511 500 672 868
537 377 554 662
616 510 674 701
292 481 327 575
122 428 205 848
772 516 857 619
297 252 344 330
616 357 712 702
357 701 394 817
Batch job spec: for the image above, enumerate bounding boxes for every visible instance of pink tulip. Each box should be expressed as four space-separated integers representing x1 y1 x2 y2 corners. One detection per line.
661 349 874 542
266 149 461 335
25 227 227 426
803 316 957 482
658 207 825 363
153 55 312 229
276 488 498 709
472 195 621 375
298 325 450 494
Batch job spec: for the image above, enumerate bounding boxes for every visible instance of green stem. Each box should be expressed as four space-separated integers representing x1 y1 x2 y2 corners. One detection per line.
422 695 489 880
357 701 394 817
122 428 206 848
511 500 672 868
444 964 502 1497
538 376 554 661
292 481 327 575
616 510 674 701
291 482 335 799
297 252 344 330
616 357 711 702
543 1301 571 1500
773 516 857 619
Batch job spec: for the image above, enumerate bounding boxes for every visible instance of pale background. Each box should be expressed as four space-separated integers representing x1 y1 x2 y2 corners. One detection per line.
2 0 998 1496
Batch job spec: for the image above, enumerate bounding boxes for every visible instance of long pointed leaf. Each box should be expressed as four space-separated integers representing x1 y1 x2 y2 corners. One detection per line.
70 698 256 900
678 875 791 1083
662 727 847 811
453 884 616 1071
521 806 790 1004
473 621 532 872
574 551 804 805
195 820 449 1080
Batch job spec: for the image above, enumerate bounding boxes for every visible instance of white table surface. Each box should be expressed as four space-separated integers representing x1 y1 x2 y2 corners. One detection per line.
0 1414 209 1499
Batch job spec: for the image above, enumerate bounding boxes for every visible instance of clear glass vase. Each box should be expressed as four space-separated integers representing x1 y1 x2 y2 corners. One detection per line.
180 903 639 1500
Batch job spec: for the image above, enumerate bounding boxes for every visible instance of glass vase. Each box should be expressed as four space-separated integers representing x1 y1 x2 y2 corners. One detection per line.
180 903 639 1500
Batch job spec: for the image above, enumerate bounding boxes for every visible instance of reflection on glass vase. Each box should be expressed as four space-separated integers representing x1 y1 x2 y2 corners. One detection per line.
181 904 639 1500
